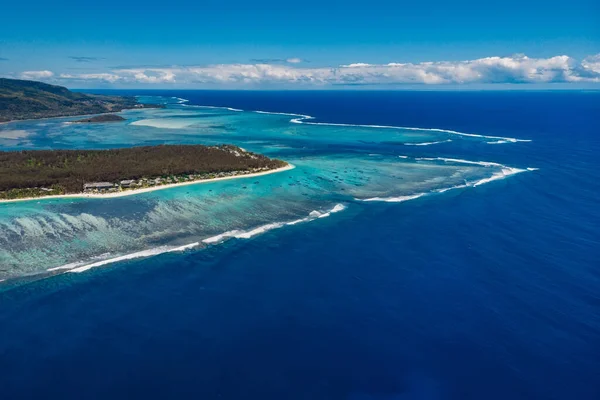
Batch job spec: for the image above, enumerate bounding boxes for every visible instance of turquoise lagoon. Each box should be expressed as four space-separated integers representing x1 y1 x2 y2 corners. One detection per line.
0 97 534 281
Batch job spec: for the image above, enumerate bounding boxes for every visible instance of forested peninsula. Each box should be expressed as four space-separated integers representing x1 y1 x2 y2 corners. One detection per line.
0 145 289 200
0 78 162 122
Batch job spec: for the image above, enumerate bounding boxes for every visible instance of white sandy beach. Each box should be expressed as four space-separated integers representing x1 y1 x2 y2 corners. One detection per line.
0 163 295 204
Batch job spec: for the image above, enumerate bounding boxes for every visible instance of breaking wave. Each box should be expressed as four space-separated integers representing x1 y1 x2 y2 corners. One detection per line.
181 104 243 112
183 104 531 144
287 116 530 144
359 162 537 202
202 203 346 244
69 245 197 273
363 194 426 203
171 97 190 104
404 139 453 146
414 157 505 167
33 204 348 276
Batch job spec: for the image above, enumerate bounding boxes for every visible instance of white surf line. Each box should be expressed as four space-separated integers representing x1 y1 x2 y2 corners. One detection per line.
414 157 540 172
414 156 505 167
56 203 347 274
171 97 190 104
47 261 87 272
68 245 197 273
0 164 295 205
289 117 531 143
199 204 346 243
180 104 244 112
403 155 540 171
362 193 427 203
404 139 453 146
360 161 539 203
170 101 531 144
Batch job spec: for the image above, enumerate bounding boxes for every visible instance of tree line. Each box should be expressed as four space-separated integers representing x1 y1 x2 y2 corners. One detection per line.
0 145 286 193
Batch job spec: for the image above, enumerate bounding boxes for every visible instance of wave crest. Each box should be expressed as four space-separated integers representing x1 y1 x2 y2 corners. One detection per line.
44 204 349 275
359 164 537 203
180 104 531 144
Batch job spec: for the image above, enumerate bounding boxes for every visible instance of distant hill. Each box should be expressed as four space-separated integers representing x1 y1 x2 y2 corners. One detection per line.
0 78 160 122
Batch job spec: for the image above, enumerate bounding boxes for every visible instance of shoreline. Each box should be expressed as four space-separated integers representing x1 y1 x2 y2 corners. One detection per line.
0 111 125 125
0 103 160 125
0 163 295 204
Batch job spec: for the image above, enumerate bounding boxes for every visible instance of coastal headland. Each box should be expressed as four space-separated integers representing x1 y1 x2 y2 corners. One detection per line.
0 78 163 122
0 145 290 202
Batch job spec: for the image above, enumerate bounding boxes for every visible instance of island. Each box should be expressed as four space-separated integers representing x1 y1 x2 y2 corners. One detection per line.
0 78 163 122
72 114 126 123
0 145 291 201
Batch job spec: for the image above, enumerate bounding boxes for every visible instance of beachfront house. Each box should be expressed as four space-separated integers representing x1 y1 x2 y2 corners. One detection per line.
83 182 115 192
120 180 135 188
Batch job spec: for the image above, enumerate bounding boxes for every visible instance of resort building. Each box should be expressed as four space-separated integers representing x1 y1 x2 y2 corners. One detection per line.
120 180 136 188
83 182 115 192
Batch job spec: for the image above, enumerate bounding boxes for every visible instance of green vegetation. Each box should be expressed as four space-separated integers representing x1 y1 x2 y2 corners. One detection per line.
0 145 287 200
0 78 163 122
72 114 126 123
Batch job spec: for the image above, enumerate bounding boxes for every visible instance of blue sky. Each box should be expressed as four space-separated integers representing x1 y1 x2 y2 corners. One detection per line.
1 0 599 88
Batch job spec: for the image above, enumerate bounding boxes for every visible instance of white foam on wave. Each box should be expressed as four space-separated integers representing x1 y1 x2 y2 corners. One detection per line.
316 203 346 218
435 184 469 193
359 162 537 203
362 193 426 203
254 110 312 119
202 204 347 245
172 242 201 251
181 104 242 112
165 101 530 144
404 139 452 146
68 242 201 274
201 230 241 244
47 261 86 272
172 97 190 104
471 167 526 187
59 204 347 274
69 248 172 273
398 155 409 159
233 222 286 239
415 157 504 167
401 127 531 143
286 116 530 144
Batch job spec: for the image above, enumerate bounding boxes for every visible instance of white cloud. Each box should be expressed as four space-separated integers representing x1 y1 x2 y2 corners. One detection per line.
59 73 122 83
112 68 177 83
579 54 600 80
20 70 54 80
286 58 303 64
36 53 600 87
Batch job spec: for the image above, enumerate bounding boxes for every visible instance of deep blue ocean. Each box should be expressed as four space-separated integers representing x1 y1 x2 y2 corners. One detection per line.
1 91 599 399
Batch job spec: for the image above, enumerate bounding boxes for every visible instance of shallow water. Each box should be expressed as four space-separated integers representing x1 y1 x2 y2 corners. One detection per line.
0 95 533 279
